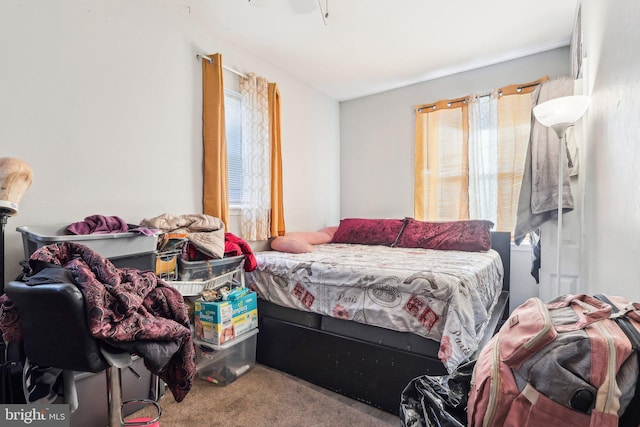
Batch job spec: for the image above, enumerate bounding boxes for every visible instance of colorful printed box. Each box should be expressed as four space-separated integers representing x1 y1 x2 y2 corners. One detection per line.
194 290 258 345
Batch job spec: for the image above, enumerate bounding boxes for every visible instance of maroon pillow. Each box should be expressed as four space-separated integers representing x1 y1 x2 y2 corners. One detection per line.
393 218 493 252
330 218 405 246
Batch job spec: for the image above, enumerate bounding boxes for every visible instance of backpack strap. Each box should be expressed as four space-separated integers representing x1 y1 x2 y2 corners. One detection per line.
548 294 612 332
594 294 640 427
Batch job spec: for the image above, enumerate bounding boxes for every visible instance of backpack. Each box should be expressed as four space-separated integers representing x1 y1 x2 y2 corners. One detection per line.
467 294 640 427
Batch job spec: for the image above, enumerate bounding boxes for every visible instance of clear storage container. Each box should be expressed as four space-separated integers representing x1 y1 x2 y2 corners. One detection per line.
165 269 242 297
194 328 258 386
178 255 244 281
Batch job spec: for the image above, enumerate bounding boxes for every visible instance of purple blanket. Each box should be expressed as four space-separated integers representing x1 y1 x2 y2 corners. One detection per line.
0 242 196 403
67 215 129 234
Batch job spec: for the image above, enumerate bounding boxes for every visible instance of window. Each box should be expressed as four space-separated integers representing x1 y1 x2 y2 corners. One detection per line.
415 80 542 233
225 89 243 206
468 95 499 227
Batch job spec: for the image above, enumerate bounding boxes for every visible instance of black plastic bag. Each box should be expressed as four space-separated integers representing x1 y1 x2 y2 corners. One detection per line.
400 360 475 427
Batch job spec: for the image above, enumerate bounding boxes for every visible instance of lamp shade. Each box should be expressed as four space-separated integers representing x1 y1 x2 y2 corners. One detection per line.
533 95 590 127
0 157 33 216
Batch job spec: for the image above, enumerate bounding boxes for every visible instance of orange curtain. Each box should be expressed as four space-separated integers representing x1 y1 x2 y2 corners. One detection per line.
202 53 229 226
414 98 469 221
268 83 286 237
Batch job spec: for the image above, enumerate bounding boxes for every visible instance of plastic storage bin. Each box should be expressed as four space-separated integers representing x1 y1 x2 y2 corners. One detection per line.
155 250 181 280
110 252 157 272
17 225 158 270
178 255 244 281
71 355 162 427
166 268 242 297
17 225 158 259
194 328 258 386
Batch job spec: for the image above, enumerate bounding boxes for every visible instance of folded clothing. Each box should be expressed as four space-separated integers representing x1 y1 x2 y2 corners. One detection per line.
141 213 225 259
67 215 128 235
184 232 257 272
67 214 158 236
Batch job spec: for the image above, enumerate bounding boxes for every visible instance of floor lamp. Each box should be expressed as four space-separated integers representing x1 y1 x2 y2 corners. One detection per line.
532 95 590 293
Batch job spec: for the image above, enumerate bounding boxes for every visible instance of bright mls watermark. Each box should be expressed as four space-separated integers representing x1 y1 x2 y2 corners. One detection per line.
0 405 69 426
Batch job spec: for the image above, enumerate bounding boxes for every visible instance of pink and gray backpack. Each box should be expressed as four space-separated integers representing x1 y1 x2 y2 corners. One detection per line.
468 294 640 427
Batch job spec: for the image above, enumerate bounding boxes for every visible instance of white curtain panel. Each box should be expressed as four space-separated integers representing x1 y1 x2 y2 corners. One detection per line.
240 73 271 241
468 92 499 226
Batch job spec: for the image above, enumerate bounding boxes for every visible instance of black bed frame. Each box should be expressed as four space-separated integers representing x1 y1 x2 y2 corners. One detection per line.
255 232 511 415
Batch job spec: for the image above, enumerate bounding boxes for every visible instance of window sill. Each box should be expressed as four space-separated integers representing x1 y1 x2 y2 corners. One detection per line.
510 241 532 251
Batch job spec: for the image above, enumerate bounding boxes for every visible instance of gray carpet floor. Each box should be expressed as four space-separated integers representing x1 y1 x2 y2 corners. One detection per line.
126 364 399 427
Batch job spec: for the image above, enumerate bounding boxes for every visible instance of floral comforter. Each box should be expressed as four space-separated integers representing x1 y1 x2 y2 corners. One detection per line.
245 243 503 373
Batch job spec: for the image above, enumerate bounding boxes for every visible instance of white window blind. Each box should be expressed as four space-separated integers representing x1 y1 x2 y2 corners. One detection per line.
225 89 243 206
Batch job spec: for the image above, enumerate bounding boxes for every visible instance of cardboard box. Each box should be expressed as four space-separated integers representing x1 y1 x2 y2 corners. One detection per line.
194 290 258 345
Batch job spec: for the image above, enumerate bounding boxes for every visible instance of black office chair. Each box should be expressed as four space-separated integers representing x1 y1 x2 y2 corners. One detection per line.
5 280 162 427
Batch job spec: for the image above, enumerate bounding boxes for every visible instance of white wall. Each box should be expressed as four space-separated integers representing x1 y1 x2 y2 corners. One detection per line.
510 244 540 312
339 48 570 311
579 0 640 299
0 0 340 283
339 48 570 218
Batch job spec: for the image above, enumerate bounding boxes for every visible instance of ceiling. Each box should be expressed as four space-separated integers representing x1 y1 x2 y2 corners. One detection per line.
202 0 579 101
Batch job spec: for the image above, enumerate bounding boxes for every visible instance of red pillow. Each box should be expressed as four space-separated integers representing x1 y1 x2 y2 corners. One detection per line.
330 218 405 246
393 218 493 252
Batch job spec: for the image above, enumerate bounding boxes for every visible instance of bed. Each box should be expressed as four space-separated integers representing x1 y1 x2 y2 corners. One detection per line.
245 220 510 415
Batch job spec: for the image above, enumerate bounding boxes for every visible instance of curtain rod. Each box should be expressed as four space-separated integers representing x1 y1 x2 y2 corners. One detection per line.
197 54 248 79
495 82 540 97
473 82 542 100
416 96 469 113
419 80 545 111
